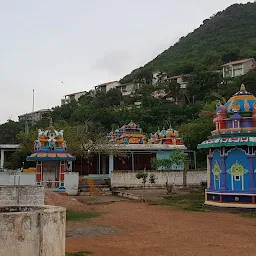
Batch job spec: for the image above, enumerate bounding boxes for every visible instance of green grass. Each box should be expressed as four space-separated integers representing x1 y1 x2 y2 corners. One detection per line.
160 192 206 212
159 192 256 218
66 210 100 221
239 212 256 219
66 251 92 256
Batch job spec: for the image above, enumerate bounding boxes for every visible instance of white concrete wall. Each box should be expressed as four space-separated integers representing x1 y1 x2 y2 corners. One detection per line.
106 81 120 92
0 173 36 185
0 172 79 195
65 172 79 195
186 171 207 185
111 170 207 188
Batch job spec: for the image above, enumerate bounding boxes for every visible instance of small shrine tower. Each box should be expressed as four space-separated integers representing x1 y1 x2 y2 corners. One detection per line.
27 119 76 192
198 84 256 208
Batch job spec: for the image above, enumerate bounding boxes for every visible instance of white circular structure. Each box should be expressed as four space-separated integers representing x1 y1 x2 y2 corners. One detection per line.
0 205 66 256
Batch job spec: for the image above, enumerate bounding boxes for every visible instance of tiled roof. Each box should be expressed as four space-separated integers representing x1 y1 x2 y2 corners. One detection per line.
221 58 255 67
168 75 182 80
95 81 119 87
65 90 87 97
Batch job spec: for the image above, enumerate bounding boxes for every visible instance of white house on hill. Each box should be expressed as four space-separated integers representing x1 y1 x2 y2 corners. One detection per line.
222 58 256 78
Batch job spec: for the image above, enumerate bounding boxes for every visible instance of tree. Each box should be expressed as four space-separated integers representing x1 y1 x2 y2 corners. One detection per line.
186 71 222 102
135 171 156 201
7 130 37 169
151 149 187 194
0 120 23 144
121 3 256 83
64 122 124 160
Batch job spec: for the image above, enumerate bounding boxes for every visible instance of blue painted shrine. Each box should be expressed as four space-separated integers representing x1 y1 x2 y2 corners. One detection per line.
198 84 256 208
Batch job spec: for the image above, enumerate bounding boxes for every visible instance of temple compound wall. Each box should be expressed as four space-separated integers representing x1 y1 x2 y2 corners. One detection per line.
111 170 207 188
0 171 79 195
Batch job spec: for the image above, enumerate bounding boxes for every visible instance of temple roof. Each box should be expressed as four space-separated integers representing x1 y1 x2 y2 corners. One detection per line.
27 152 75 161
26 119 75 161
198 135 256 149
225 84 256 115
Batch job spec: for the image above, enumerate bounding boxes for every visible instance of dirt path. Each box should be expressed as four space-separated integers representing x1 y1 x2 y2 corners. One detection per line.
66 201 256 256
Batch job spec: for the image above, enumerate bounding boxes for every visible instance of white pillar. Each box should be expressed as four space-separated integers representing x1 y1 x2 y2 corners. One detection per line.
0 149 4 168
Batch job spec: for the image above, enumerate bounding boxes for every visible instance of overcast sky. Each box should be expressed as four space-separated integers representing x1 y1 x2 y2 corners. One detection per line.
0 0 252 123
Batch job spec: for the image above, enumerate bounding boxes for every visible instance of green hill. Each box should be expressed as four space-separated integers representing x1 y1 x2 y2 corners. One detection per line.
121 2 256 83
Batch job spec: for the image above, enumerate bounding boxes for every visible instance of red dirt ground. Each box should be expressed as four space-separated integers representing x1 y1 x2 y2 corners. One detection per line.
66 201 256 256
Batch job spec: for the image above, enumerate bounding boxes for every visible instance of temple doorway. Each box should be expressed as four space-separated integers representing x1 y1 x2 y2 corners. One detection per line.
42 162 60 189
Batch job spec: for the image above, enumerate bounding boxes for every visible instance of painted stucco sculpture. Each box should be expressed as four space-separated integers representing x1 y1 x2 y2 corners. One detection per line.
108 121 146 144
27 119 76 192
198 84 256 208
148 125 184 145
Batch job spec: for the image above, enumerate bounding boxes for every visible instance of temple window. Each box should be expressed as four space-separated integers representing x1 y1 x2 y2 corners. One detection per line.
235 176 240 181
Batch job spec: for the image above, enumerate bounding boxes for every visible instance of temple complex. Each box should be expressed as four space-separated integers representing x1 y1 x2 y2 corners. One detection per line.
27 119 76 193
74 121 190 177
198 84 256 208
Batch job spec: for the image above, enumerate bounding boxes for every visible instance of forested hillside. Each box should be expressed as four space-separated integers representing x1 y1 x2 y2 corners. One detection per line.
121 2 256 83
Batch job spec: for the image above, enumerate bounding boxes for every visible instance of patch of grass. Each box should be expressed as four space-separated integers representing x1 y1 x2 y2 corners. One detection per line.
160 192 206 212
66 251 92 256
66 210 100 221
239 212 256 219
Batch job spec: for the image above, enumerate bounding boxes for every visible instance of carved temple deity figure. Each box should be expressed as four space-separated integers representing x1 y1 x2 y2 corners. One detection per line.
27 119 75 192
198 84 256 209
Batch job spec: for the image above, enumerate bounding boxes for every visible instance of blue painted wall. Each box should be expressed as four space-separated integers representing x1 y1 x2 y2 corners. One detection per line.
211 150 221 190
226 149 249 191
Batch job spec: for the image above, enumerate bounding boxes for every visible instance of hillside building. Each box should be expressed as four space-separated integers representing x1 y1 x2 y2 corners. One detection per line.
116 82 141 96
222 58 256 78
18 109 52 123
152 71 168 85
62 90 88 105
94 81 120 93
0 144 19 169
168 74 189 89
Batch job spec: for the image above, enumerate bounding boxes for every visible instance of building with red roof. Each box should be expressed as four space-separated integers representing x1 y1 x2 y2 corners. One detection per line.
222 58 256 78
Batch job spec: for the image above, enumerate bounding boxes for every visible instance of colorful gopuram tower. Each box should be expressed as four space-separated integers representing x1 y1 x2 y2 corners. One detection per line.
198 84 256 208
27 119 75 192
108 121 146 144
148 126 185 145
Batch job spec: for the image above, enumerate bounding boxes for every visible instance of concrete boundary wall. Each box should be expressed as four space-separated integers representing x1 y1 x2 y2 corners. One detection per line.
111 170 207 188
0 186 44 206
0 172 79 195
0 173 36 186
